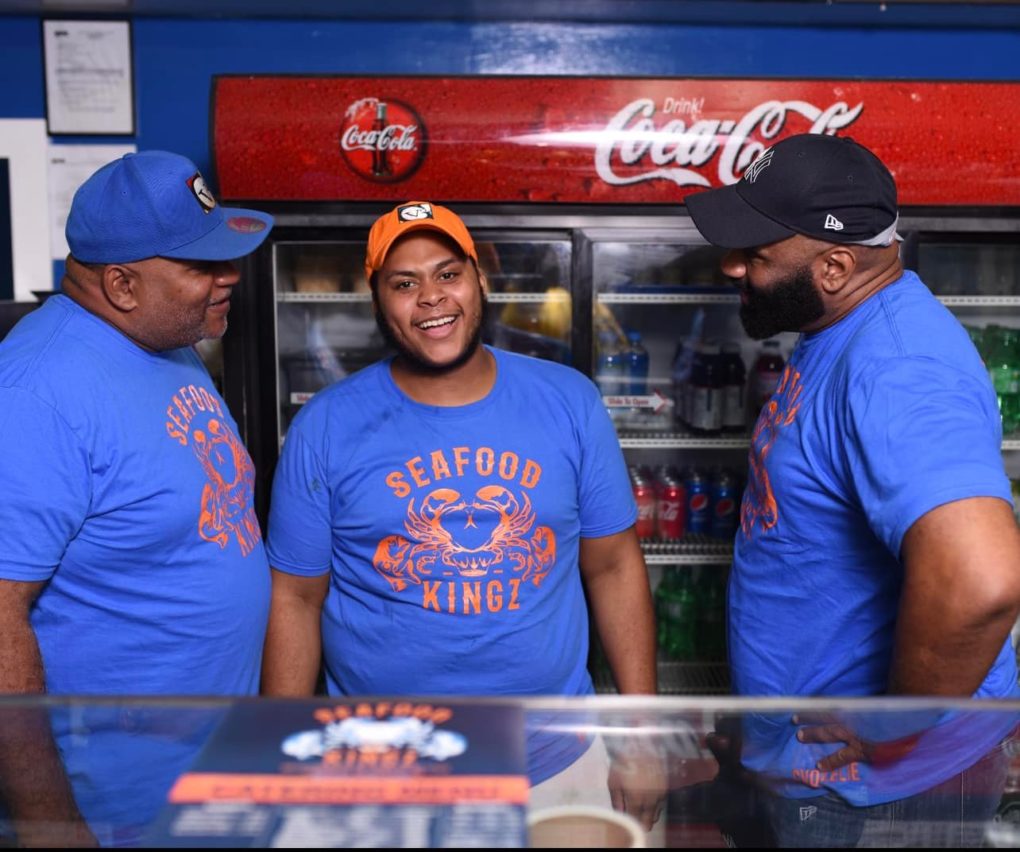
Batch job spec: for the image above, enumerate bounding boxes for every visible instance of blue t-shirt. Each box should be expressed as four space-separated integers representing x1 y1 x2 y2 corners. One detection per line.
267 346 637 783
730 271 1018 805
0 295 270 834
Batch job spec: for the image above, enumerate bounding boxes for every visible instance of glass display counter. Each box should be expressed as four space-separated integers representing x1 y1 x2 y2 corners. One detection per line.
1 694 1018 848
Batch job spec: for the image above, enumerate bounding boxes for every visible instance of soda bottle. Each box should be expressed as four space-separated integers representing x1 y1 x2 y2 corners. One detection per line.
654 569 675 651
631 469 657 540
719 342 747 433
750 339 786 422
596 331 626 399
671 339 693 427
709 469 740 540
987 327 1020 436
624 330 650 396
686 341 723 435
695 567 727 662
661 568 697 661
371 101 391 177
684 468 711 536
657 473 686 542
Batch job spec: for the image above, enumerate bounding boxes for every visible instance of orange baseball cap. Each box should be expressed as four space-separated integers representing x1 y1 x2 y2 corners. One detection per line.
365 201 478 284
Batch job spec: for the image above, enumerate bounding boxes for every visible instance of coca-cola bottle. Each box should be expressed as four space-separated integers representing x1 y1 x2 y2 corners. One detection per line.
372 101 391 177
749 339 785 422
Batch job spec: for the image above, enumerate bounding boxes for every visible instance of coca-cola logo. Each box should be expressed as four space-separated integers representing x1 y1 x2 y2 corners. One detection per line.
339 97 426 184
594 97 864 189
658 502 680 521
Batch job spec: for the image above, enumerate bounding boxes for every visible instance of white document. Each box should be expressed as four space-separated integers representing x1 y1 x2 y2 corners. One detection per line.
43 19 134 135
48 143 136 260
0 119 51 302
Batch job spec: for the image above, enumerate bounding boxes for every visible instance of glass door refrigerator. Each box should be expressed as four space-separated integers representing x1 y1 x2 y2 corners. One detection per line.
214 74 1020 698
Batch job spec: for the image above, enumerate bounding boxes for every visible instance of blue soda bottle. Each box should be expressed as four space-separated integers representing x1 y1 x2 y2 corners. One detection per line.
624 330 650 396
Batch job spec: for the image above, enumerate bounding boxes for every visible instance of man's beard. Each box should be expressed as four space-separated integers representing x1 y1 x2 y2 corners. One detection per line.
738 265 825 340
375 289 488 375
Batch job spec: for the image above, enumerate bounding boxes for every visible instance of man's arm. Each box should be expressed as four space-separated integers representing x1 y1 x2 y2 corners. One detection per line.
0 579 95 847
892 496 1020 696
261 569 330 696
579 527 663 831
579 528 657 694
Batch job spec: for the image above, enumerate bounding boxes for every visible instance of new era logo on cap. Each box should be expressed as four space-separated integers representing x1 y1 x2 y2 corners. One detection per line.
397 202 434 222
824 214 844 231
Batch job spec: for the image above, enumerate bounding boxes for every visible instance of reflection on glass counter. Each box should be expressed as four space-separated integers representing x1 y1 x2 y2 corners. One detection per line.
1 695 1017 848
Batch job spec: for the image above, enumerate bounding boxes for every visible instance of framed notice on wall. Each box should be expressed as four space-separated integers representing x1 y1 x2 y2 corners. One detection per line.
42 19 135 136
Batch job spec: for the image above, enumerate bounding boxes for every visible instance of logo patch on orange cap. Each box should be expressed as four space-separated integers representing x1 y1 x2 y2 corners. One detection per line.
397 202 433 222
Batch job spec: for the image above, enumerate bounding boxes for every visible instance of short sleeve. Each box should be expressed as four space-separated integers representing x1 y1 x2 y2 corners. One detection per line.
265 420 333 576
844 357 1011 557
578 390 638 537
0 388 90 581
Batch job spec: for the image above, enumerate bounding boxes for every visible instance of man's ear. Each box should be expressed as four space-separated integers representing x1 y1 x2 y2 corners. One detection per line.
816 246 857 295
100 263 140 312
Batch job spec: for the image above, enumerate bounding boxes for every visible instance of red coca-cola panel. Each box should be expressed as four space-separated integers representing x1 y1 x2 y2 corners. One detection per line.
212 75 1020 205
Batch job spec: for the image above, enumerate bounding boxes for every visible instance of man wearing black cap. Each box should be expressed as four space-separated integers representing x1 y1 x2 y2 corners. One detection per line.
686 133 1020 847
0 151 274 845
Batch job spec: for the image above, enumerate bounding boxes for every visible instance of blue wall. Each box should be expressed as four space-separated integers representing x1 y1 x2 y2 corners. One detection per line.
2 7 1019 181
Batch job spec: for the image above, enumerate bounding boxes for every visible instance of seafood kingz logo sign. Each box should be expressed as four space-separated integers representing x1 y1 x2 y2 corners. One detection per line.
339 96 426 183
594 96 865 188
282 703 465 770
375 447 556 614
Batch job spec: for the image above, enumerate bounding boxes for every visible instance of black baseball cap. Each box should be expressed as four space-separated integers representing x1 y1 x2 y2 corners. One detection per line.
685 133 900 249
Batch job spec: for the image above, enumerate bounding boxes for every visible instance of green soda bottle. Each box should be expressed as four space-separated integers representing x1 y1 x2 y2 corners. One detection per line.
987 327 1020 435
695 568 727 662
654 569 674 652
662 568 697 661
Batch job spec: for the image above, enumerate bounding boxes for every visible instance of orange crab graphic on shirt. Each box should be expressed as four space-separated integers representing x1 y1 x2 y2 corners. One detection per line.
192 418 262 557
742 365 804 538
372 485 556 594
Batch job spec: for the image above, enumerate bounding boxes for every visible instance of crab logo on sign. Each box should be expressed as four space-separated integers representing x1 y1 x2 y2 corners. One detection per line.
339 97 426 183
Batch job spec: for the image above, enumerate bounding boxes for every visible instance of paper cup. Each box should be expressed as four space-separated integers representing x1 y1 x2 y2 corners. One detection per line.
527 805 646 848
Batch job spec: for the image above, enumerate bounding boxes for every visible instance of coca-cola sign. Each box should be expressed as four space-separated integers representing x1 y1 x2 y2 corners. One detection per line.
338 97 426 183
212 76 1020 205
593 97 863 188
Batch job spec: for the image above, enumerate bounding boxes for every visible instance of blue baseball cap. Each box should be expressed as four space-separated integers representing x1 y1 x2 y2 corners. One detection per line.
66 150 274 263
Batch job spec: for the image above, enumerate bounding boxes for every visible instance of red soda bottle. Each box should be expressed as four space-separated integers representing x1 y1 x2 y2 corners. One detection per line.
632 470 657 540
657 474 686 541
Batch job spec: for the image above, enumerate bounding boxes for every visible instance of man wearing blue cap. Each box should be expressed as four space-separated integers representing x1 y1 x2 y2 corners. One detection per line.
0 151 274 846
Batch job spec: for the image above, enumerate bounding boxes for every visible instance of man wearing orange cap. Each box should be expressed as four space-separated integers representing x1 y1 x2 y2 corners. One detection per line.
262 201 663 831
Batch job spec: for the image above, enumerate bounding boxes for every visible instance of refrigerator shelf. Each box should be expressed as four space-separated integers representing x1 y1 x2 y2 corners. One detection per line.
595 293 1020 307
618 431 750 449
598 292 739 305
936 296 1020 307
279 291 370 302
277 291 561 304
641 538 734 565
656 661 731 695
593 661 731 695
